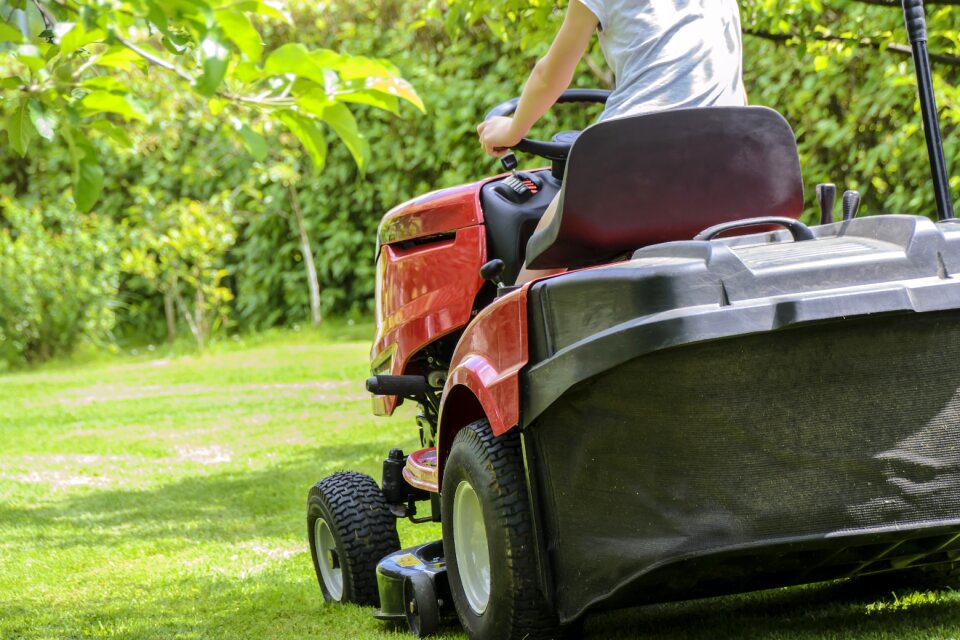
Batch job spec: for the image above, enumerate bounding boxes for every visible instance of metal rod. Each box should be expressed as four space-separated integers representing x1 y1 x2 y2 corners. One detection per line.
903 0 955 220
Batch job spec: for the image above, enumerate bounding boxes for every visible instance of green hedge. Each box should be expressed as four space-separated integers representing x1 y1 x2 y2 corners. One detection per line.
3 0 960 363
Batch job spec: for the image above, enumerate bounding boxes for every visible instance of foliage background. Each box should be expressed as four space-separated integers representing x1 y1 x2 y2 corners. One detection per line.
3 0 960 365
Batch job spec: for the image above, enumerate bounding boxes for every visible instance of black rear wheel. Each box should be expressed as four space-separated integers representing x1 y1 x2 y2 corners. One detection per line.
441 419 564 640
307 471 400 605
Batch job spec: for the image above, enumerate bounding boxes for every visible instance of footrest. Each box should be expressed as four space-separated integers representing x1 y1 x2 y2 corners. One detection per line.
403 448 438 493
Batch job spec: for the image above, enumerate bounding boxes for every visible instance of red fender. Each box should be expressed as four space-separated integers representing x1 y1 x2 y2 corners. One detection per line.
436 286 530 482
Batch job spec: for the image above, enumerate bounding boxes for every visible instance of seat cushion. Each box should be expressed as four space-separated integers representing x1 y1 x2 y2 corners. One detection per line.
525 107 804 269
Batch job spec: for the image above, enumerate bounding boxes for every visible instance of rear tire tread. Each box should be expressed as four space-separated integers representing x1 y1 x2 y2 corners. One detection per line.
447 420 565 640
308 471 400 606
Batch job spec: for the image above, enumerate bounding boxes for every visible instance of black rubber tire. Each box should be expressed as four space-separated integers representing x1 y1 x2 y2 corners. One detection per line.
307 471 400 606
404 574 440 637
441 419 565 640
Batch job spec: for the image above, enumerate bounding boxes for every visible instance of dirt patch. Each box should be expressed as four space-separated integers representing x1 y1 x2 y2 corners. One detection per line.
1 470 115 489
236 542 302 578
60 381 352 406
172 445 233 465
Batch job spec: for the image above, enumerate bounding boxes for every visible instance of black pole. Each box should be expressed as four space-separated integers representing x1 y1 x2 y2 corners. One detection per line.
903 0 955 220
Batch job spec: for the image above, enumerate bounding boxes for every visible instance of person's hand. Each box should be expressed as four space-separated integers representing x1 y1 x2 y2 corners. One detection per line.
477 116 523 158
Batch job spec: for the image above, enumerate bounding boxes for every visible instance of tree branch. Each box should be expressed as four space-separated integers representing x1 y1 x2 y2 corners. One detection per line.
35 0 294 108
31 0 55 30
744 28 960 68
112 34 194 83
112 34 294 106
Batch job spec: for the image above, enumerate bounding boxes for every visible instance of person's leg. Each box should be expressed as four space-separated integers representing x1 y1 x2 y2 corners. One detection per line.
514 193 566 285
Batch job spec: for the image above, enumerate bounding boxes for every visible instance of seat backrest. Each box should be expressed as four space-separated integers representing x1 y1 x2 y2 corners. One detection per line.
525 107 804 269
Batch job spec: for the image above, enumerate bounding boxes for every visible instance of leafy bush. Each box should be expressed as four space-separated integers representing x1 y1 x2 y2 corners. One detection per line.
231 0 602 327
6 0 960 360
0 194 118 365
121 197 237 350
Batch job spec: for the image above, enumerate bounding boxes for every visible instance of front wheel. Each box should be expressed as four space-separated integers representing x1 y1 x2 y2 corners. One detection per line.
441 419 564 640
307 471 400 606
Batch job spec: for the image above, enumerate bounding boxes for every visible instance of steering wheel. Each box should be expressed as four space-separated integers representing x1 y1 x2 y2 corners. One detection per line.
483 89 610 161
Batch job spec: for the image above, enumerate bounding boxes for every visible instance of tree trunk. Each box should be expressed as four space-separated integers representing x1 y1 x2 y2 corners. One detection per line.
163 286 177 344
194 266 206 352
288 184 322 326
173 272 204 352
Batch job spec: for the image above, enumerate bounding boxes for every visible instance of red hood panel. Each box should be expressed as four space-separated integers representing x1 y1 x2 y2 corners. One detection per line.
378 181 485 246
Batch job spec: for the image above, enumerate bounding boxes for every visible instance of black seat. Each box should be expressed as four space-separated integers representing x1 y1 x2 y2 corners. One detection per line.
480 173 561 285
525 107 805 270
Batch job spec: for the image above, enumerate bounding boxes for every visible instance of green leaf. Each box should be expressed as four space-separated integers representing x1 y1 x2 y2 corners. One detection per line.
1 76 24 90
336 89 399 116
364 77 425 113
319 102 369 172
214 9 263 62
228 1 292 24
94 46 145 71
237 123 268 161
81 91 148 122
89 120 133 147
16 46 46 73
208 97 226 116
335 55 398 81
310 49 345 71
144 0 173 41
264 43 328 85
232 60 262 83
196 33 231 97
28 99 55 141
278 112 327 174
295 87 332 118
74 143 104 213
60 23 106 56
82 76 127 92
163 0 213 22
7 99 34 156
0 22 24 44
66 132 104 212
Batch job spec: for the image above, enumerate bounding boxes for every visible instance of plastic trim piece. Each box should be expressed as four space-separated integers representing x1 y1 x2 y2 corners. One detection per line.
524 215 960 426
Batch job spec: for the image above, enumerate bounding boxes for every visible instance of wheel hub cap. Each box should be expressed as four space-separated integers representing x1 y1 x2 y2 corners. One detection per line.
315 517 343 600
453 480 491 614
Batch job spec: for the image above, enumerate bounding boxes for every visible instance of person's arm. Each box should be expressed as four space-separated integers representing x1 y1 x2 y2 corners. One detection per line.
477 1 599 158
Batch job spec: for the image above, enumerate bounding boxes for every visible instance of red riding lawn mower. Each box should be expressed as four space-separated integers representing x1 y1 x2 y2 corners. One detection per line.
307 3 960 638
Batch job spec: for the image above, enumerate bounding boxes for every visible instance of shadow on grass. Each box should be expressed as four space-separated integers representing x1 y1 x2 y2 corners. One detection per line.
0 442 389 549
2 444 958 639
586 571 960 639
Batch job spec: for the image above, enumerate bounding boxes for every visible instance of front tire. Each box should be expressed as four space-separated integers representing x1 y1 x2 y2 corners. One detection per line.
307 471 400 606
441 419 564 640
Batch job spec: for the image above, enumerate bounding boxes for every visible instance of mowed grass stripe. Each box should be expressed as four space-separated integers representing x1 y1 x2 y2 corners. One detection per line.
0 326 957 639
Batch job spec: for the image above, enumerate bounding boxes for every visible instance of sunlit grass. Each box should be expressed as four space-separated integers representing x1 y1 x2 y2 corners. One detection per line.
0 325 958 639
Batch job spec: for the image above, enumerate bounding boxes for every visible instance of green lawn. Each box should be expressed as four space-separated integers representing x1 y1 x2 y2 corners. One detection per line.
0 326 958 639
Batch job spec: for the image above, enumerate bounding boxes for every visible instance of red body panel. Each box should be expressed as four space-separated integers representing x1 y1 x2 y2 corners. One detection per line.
436 287 530 474
378 182 483 246
370 182 489 416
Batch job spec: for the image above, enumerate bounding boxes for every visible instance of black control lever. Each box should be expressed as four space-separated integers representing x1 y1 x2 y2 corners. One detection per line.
816 183 837 225
480 259 506 288
500 153 518 173
842 190 861 221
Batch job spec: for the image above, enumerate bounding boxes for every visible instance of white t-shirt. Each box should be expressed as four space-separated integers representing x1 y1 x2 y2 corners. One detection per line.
577 0 747 121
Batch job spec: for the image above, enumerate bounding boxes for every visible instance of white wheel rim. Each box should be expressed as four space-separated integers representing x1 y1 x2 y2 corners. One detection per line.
315 517 343 600
453 480 491 614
